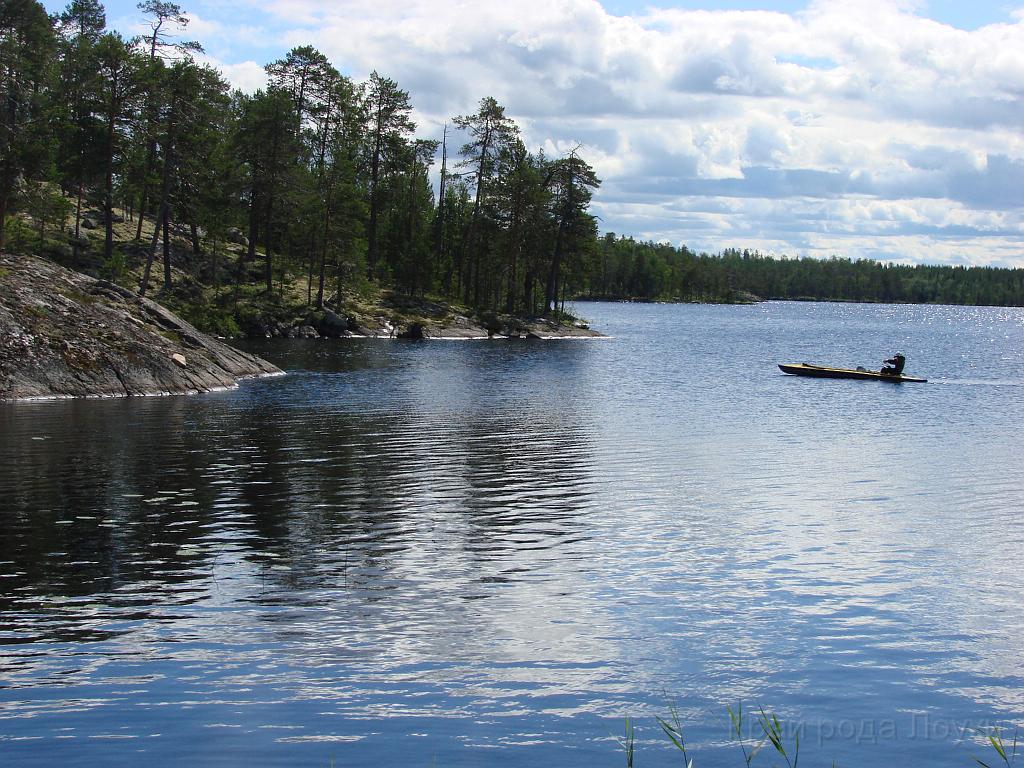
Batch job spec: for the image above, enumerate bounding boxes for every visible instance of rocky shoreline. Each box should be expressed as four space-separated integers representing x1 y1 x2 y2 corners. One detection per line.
1 252 603 400
283 307 604 341
0 252 281 400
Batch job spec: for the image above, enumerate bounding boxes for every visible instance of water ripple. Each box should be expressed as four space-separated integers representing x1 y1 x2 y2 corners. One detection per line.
1 302 1023 766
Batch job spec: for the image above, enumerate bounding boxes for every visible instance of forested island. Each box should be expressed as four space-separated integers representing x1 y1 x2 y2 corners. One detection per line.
3 0 1024 360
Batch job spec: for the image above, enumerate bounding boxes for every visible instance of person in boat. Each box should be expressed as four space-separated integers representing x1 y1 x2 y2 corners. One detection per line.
881 352 906 376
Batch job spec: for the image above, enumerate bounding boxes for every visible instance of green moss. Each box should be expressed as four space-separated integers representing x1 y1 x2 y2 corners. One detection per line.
157 328 183 344
57 288 98 306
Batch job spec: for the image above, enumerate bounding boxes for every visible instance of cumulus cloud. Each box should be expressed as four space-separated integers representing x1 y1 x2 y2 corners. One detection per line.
126 0 1024 266
213 59 268 92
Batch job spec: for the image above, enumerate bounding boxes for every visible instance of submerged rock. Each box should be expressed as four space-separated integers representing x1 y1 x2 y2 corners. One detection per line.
0 251 281 399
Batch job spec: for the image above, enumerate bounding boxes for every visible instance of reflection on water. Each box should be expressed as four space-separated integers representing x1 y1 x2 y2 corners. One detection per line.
1 302 1023 767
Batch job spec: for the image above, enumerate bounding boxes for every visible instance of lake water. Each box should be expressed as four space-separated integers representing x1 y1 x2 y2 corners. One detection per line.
2 301 1023 768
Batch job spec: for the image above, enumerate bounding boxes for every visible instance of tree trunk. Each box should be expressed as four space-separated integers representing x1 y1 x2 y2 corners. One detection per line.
139 201 165 296
264 194 275 294
246 193 259 263
335 237 347 306
74 184 83 240
158 114 177 292
306 250 314 306
134 190 147 241
434 125 447 282
161 203 172 291
142 129 174 295
505 178 523 314
0 192 8 253
472 232 484 307
211 237 220 289
104 101 117 263
405 158 417 294
316 203 332 309
462 124 492 307
134 95 160 241
506 247 518 315
367 106 383 278
544 221 566 316
316 252 328 309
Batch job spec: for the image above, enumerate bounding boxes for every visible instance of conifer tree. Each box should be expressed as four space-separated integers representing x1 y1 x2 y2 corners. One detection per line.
453 97 519 306
0 0 57 252
364 72 414 280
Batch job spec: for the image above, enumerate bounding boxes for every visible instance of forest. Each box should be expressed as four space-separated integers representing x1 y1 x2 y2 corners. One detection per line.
3 0 1024 336
590 240 1024 306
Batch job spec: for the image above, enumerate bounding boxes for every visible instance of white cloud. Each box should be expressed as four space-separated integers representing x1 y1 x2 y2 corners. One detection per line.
215 60 268 93
124 0 1024 266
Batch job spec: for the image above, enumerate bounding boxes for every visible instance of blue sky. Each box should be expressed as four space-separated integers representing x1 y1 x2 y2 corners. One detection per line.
46 0 1021 32
601 0 1016 29
43 0 1024 267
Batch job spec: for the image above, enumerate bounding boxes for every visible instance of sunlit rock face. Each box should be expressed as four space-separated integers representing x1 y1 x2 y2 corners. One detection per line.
0 252 281 399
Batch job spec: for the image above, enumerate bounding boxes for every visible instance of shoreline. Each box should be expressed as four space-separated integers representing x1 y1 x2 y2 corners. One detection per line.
0 370 287 404
0 252 282 401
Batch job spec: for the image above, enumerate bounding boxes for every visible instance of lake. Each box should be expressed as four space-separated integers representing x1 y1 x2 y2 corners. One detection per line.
1 300 1023 767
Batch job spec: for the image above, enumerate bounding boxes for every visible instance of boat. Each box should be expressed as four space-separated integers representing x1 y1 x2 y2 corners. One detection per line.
778 362 927 383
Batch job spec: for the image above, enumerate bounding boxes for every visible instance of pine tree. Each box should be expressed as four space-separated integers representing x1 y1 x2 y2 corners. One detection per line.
544 149 599 314
0 0 57 252
235 87 301 293
363 72 414 280
453 97 519 306
94 32 140 265
54 0 106 241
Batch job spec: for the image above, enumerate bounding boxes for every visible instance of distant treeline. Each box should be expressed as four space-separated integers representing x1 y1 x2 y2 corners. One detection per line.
3 0 1022 319
579 238 1024 307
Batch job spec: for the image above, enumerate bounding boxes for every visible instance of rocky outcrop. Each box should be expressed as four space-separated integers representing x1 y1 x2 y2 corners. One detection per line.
419 315 603 339
0 252 281 400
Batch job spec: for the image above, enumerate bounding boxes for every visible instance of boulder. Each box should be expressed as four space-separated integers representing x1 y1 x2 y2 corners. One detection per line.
286 325 319 339
80 217 98 230
226 227 248 246
397 322 425 339
317 309 349 338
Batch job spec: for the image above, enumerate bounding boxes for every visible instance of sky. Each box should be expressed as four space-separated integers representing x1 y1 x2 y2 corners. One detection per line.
44 0 1024 267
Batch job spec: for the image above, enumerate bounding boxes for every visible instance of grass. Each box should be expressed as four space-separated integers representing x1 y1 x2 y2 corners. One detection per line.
975 727 1019 767
57 287 97 305
618 705 1020 768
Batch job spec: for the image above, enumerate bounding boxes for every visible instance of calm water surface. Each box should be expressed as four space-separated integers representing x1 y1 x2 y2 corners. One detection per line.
1 301 1023 767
